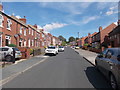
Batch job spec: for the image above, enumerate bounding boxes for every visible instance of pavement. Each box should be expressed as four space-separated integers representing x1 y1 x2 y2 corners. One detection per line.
0 55 49 86
74 48 98 66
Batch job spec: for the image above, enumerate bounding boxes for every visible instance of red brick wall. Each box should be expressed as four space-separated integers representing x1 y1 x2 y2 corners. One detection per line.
100 23 117 44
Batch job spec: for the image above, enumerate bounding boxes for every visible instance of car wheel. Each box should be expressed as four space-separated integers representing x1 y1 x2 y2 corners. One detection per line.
5 55 12 62
109 73 118 90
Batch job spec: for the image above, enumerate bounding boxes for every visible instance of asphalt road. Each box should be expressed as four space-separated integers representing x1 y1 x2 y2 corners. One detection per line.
2 47 111 89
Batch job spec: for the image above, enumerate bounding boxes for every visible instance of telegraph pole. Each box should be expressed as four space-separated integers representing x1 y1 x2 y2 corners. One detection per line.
78 32 80 47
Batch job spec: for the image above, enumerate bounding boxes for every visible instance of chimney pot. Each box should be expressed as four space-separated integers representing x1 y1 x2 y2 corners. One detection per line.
117 20 120 25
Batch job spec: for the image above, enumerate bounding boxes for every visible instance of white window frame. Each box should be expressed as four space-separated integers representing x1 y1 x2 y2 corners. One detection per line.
32 40 34 46
32 29 34 36
0 14 4 27
5 35 11 45
24 40 26 47
7 19 12 30
19 39 23 47
24 28 26 36
28 39 31 47
20 27 23 34
29 28 31 34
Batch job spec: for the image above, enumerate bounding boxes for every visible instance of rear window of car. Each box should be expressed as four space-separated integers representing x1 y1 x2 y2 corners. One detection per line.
0 48 9 51
48 47 56 49
59 46 63 48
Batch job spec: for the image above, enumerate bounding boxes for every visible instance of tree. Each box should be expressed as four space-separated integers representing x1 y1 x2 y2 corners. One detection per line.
58 35 66 42
75 37 79 41
62 41 67 46
68 36 75 42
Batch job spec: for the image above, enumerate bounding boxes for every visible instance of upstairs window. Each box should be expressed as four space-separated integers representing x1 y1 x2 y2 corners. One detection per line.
24 28 26 36
7 19 12 30
0 14 4 27
32 29 34 36
28 28 31 34
20 27 23 34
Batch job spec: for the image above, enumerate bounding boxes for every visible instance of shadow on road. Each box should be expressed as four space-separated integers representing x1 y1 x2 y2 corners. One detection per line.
84 66 112 90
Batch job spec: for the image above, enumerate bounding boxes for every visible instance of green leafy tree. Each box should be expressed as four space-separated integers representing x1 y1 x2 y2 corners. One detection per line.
58 35 66 42
68 36 75 42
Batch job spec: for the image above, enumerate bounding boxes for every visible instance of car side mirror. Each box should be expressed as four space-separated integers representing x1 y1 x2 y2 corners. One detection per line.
97 54 103 58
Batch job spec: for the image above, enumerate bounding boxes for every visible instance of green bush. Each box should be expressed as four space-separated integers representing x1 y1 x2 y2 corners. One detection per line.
30 48 34 55
8 44 17 47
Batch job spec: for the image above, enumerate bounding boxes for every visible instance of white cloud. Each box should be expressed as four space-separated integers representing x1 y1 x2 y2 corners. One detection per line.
82 16 100 24
41 22 68 33
39 2 92 16
106 5 118 16
1 0 119 2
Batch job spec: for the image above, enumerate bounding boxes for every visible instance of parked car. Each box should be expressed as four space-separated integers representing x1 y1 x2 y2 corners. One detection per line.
75 46 80 49
0 47 22 62
45 46 58 55
95 48 120 90
58 46 64 52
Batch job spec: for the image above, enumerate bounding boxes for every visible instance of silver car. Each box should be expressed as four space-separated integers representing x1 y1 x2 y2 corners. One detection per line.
0 47 22 62
95 48 120 90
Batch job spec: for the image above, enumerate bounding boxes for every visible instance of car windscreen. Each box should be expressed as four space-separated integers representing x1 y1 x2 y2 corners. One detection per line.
48 47 56 49
13 48 20 51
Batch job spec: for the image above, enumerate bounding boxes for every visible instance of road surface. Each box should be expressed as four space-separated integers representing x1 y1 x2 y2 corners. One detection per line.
2 47 111 89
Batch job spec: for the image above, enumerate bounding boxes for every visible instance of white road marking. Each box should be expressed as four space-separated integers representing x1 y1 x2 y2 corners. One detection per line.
0 57 48 86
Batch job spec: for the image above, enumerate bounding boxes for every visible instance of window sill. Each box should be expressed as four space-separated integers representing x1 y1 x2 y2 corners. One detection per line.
7 28 11 31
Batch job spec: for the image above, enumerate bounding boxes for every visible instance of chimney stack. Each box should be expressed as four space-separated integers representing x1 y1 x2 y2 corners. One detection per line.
33 24 38 29
19 16 27 23
0 2 3 11
99 26 102 32
117 20 120 25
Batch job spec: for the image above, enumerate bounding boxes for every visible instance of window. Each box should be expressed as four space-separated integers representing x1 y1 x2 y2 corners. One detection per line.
29 28 31 34
28 39 31 47
24 28 26 36
0 14 4 27
7 19 12 30
5 35 11 46
106 50 113 58
32 40 34 46
19 39 23 47
20 27 23 34
1 48 9 51
24 40 26 47
32 29 34 36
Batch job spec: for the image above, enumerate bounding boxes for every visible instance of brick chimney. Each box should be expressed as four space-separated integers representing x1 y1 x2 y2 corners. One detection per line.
33 24 38 29
117 20 120 25
0 2 3 11
99 26 102 32
19 16 26 23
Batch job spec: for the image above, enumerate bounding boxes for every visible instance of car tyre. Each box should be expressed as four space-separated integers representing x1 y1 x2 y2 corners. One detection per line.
109 73 118 90
5 55 12 62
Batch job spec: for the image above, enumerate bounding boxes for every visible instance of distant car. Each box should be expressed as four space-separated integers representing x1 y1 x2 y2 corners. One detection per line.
0 47 22 62
95 48 120 90
75 46 80 49
45 46 58 55
58 46 64 52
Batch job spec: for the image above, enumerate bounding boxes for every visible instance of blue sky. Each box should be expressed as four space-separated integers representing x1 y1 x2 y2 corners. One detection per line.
2 2 118 40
